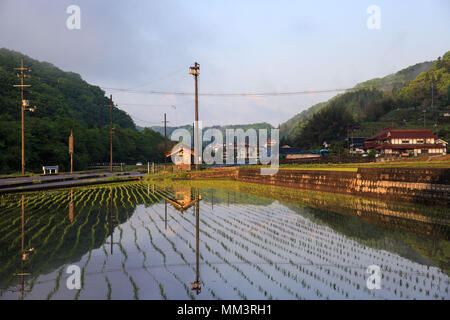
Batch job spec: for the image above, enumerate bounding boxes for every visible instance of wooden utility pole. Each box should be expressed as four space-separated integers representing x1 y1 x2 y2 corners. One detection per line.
164 113 167 163
110 94 113 172
190 62 200 171
69 130 74 173
14 59 34 175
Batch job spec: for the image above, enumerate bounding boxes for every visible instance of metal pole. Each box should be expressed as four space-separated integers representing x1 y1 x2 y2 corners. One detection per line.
21 60 25 175
110 94 113 173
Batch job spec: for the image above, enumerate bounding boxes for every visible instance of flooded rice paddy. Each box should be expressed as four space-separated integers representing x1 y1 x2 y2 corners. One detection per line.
0 182 449 300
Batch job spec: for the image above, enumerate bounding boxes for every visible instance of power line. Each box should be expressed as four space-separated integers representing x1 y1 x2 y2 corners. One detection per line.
101 86 353 97
115 102 177 108
27 74 370 98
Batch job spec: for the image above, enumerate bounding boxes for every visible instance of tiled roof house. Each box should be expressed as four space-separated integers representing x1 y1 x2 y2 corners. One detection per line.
364 129 447 156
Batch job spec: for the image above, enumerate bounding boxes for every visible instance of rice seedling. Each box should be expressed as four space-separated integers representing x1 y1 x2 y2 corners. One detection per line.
129 276 139 300
159 283 168 300
46 267 64 300
105 276 112 300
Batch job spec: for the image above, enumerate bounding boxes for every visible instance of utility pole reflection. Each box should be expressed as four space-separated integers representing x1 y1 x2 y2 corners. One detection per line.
165 199 167 230
190 188 202 295
12 194 33 298
105 189 118 255
69 189 74 223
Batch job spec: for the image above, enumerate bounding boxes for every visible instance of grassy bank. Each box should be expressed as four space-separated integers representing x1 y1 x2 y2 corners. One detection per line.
249 155 450 170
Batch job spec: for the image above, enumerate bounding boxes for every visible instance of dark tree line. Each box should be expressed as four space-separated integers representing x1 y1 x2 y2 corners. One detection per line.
292 51 450 149
0 48 165 173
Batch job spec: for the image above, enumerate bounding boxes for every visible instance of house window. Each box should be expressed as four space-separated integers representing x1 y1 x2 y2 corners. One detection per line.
417 139 424 144
402 140 409 144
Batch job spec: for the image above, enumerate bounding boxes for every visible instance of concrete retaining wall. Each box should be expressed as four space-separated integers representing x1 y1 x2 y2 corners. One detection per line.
353 168 450 205
190 167 450 206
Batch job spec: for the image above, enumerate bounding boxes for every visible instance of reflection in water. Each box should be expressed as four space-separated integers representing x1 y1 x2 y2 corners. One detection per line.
190 189 202 295
166 186 201 213
0 182 448 300
164 199 167 230
166 187 203 294
69 189 74 223
11 195 33 298
105 188 117 255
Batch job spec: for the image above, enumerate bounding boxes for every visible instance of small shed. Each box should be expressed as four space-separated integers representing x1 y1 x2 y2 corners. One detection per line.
42 165 59 175
166 143 195 172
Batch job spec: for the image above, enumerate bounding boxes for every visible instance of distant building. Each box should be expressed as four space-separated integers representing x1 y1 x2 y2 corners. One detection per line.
364 129 447 157
279 147 321 160
166 143 195 171
438 109 450 122
348 137 367 154
219 142 259 163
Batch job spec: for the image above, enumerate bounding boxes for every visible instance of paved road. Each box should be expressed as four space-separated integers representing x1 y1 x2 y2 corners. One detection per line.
0 172 113 186
0 172 144 193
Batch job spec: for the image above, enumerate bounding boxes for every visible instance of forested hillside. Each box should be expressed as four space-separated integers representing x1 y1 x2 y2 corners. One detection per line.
280 62 433 142
354 61 433 91
281 51 450 149
0 49 165 173
292 89 391 149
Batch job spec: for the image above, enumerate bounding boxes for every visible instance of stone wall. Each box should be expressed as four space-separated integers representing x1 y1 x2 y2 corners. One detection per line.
188 167 450 206
237 168 356 195
353 168 450 205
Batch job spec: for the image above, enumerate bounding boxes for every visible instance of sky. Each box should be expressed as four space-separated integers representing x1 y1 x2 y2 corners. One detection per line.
0 0 449 128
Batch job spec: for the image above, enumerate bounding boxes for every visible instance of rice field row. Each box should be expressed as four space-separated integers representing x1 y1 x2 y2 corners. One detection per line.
0 182 448 300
